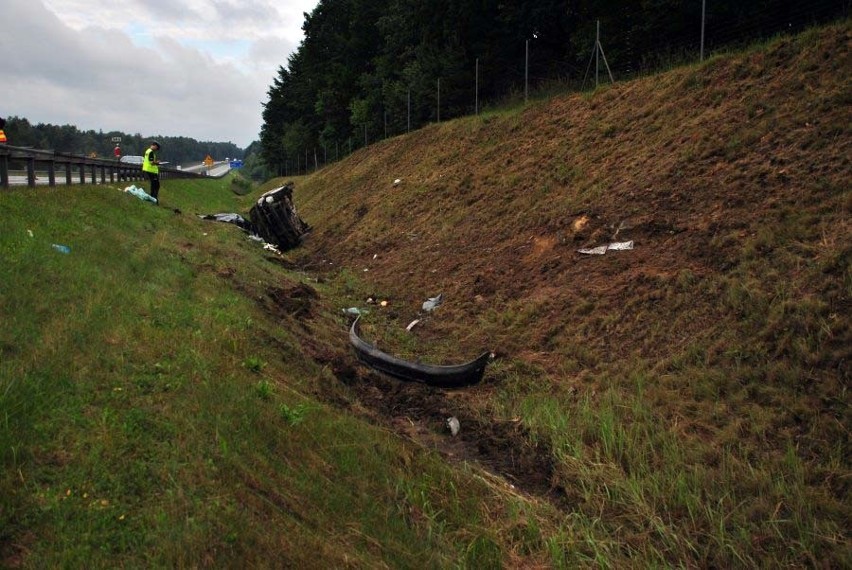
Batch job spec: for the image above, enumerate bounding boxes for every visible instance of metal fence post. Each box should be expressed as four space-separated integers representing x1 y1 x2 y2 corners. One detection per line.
596 21 600 87
475 58 479 115
437 79 441 122
701 0 707 61
525 39 530 103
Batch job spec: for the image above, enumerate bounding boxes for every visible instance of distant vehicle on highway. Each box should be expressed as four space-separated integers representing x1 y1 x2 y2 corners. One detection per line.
119 155 143 165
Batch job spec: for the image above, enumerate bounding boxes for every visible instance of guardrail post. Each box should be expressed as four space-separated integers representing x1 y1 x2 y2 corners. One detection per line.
78 164 85 184
48 160 56 186
65 162 72 185
27 157 36 187
0 154 8 189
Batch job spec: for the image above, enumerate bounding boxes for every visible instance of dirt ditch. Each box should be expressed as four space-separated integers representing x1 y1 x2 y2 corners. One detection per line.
349 371 563 501
259 273 570 511
302 334 570 511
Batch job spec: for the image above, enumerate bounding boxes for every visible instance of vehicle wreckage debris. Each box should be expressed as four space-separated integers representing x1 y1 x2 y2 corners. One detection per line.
422 293 443 312
249 182 311 251
199 212 257 233
577 240 634 255
349 316 493 387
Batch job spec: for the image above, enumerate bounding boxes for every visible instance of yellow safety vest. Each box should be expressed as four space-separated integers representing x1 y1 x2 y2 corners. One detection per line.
142 148 159 174
0 130 7 144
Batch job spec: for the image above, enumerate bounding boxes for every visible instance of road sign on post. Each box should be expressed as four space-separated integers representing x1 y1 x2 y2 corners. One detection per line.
111 136 121 143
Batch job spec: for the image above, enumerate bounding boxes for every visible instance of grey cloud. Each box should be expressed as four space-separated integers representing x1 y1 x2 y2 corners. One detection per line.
4 0 264 145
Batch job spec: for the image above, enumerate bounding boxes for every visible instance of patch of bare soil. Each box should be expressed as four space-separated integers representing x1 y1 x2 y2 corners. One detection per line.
262 282 318 322
291 315 567 508
352 368 566 505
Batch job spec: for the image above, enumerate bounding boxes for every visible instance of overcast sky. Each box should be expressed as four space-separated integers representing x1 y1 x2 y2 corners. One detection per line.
3 0 319 149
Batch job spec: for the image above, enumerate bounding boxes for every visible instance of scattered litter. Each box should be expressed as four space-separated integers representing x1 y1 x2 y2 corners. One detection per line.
373 253 378 259
393 178 402 186
380 300 388 307
422 293 443 312
51 244 71 254
578 240 634 255
343 307 367 316
199 213 256 232
611 219 633 239
27 229 34 238
447 416 460 436
263 243 280 253
406 319 421 331
124 185 157 203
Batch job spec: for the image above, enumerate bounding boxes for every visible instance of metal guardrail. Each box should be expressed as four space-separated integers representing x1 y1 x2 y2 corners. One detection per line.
0 143 204 189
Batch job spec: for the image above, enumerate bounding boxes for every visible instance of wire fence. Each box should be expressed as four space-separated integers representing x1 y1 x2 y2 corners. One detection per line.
278 0 848 177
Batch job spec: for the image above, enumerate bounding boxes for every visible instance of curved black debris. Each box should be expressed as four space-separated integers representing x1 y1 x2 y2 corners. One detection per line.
349 317 493 388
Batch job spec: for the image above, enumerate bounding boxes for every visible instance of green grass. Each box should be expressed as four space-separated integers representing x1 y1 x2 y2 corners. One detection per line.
3 22 851 568
0 179 572 567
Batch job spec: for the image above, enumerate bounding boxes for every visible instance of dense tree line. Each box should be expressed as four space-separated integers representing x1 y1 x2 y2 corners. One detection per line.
1 116 243 165
260 0 846 175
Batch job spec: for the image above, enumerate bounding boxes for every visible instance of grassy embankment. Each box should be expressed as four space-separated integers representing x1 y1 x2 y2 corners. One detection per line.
290 22 850 568
0 178 555 568
2 21 850 568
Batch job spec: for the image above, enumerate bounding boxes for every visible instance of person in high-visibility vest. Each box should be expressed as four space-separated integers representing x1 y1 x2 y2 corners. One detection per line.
0 117 7 144
142 141 161 202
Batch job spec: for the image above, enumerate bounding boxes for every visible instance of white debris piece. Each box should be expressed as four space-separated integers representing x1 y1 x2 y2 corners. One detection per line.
422 293 443 312
446 416 460 436
578 240 634 255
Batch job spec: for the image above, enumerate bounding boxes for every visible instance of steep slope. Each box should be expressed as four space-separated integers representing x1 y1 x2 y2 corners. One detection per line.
297 24 848 365
288 23 849 567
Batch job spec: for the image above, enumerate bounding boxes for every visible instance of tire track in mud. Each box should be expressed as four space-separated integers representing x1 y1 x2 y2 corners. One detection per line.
312 342 570 510
348 371 569 509
259 281 571 511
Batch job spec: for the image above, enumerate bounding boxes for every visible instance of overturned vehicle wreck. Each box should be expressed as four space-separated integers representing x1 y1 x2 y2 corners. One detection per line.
349 317 493 388
249 182 311 250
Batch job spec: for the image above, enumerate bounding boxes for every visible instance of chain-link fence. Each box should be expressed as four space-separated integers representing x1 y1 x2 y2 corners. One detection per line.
279 0 848 176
